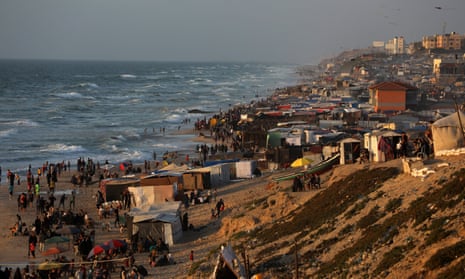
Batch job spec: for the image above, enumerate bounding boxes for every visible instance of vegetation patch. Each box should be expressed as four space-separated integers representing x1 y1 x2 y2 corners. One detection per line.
373 243 414 276
424 217 454 246
357 205 385 229
253 167 399 243
344 196 369 219
385 197 403 212
425 240 465 270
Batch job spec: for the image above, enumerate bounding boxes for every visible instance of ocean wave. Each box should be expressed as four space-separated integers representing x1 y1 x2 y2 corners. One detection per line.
152 143 179 150
79 82 99 88
164 113 184 123
109 135 127 142
40 143 85 153
120 74 137 79
187 78 213 85
0 128 18 138
54 92 96 100
141 83 161 89
1 119 40 127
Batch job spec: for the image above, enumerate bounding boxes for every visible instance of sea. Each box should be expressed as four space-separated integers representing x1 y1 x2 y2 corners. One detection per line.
0 60 299 177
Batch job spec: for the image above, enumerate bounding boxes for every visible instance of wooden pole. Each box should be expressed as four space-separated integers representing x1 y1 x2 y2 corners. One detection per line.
453 97 465 144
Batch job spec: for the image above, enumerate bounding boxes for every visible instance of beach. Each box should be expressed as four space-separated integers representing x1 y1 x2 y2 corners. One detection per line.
0 124 296 278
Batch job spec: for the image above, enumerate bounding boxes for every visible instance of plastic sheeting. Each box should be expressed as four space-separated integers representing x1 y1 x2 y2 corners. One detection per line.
431 111 465 156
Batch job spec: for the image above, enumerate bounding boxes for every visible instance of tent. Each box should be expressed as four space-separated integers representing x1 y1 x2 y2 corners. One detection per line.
339 138 361 165
210 244 247 279
128 185 178 206
431 111 465 156
364 130 401 162
235 160 257 179
100 178 140 202
182 170 211 190
196 163 232 187
126 202 182 246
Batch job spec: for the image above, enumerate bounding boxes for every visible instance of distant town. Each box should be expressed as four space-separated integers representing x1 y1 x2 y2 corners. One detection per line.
228 31 465 168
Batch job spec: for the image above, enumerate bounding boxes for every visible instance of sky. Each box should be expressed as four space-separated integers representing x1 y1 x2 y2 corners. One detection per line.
0 0 464 65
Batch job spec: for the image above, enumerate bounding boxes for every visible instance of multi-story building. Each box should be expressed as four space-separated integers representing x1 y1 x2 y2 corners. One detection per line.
385 36 405 55
422 32 463 50
437 32 462 50
433 55 465 85
368 81 418 113
422 35 437 49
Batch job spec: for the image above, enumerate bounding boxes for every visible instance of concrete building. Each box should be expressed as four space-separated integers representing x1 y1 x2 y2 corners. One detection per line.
433 55 465 84
422 32 464 50
368 81 418 113
385 36 405 55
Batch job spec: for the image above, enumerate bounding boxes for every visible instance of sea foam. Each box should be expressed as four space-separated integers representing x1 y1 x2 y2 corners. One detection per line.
40 143 85 153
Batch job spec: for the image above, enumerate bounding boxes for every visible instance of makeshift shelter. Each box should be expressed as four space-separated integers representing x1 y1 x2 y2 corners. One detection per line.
210 243 247 279
196 163 231 188
431 111 465 156
266 128 290 148
126 202 182 247
128 184 178 206
182 170 211 190
234 160 257 179
364 130 401 162
140 173 182 187
339 138 361 164
100 178 140 202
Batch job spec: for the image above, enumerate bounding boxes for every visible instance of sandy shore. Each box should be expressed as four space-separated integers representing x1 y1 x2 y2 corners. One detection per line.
0 128 284 278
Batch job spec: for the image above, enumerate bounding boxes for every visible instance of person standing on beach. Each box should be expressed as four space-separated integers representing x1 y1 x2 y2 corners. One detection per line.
70 189 76 211
28 231 37 258
7 169 15 200
59 193 66 210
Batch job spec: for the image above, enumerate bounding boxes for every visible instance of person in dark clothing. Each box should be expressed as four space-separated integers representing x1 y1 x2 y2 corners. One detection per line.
215 198 224 218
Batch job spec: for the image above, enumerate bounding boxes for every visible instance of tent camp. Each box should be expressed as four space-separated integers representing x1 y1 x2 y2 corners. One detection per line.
431 111 465 156
126 202 182 247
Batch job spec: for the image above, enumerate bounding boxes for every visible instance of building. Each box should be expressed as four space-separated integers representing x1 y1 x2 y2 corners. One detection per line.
433 55 465 84
437 32 462 50
422 35 437 50
385 36 405 55
368 81 418 113
422 32 464 50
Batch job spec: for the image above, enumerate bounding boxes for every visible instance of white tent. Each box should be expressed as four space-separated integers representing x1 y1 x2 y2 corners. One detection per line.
431 111 465 156
235 160 257 179
129 185 178 208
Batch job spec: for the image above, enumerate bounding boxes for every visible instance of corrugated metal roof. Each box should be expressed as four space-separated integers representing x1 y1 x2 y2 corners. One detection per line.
369 81 417 90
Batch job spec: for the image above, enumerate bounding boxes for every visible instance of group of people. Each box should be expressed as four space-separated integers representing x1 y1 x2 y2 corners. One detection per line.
292 173 321 192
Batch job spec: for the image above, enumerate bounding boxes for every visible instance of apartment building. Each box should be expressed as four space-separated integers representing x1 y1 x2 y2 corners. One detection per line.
422 32 463 50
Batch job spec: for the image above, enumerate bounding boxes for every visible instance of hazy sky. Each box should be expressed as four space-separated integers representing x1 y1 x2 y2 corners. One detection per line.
0 0 464 64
